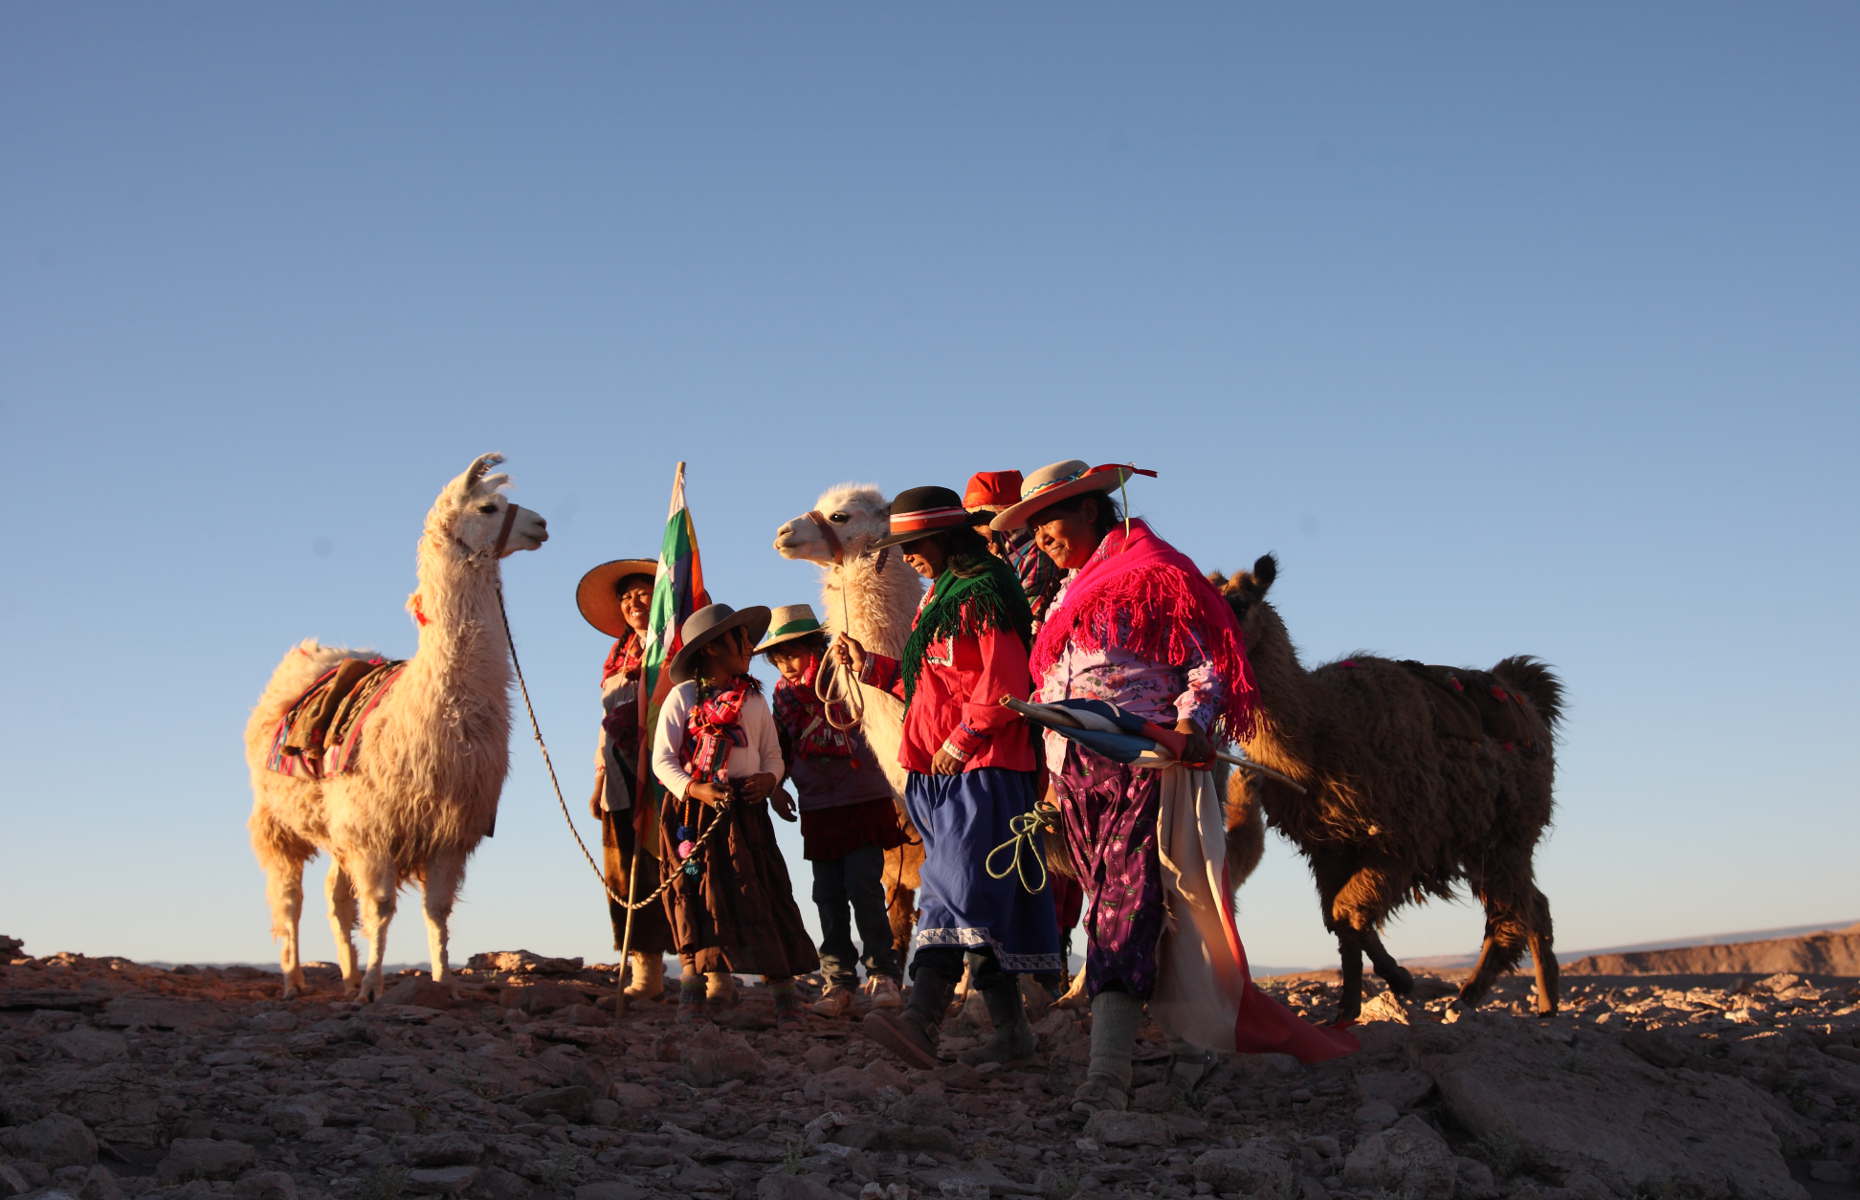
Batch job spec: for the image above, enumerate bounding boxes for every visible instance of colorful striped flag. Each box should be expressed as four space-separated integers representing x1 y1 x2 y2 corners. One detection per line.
633 461 710 847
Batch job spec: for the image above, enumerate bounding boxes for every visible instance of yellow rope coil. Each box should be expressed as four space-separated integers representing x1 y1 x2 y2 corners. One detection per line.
984 801 1061 894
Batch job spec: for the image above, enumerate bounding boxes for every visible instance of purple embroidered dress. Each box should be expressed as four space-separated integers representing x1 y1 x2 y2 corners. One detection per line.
1039 536 1225 1000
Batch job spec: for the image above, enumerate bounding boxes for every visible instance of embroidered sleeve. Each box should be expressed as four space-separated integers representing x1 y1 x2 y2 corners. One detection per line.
859 650 904 698
1173 625 1226 732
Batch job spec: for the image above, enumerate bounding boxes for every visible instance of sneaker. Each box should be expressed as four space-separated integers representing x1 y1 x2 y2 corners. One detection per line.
861 975 903 1010
811 987 855 1018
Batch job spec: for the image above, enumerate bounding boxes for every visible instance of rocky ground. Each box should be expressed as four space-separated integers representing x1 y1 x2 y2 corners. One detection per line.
3 934 1858 1200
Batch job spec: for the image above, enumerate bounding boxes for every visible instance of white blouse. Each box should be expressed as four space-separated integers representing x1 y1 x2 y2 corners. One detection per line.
651 679 786 798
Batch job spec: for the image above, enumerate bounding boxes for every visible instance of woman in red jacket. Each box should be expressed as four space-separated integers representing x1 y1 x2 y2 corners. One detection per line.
838 485 1061 1068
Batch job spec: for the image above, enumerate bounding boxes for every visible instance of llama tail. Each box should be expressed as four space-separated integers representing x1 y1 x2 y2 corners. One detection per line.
1493 655 1565 730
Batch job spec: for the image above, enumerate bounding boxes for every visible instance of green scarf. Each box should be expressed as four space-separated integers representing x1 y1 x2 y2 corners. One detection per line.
900 555 1034 704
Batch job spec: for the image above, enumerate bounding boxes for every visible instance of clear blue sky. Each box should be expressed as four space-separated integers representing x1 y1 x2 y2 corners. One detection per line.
4 3 1855 973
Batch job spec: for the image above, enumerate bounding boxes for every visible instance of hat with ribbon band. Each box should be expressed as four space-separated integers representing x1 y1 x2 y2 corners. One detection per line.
755 603 827 653
871 485 985 550
988 460 1158 532
667 603 772 684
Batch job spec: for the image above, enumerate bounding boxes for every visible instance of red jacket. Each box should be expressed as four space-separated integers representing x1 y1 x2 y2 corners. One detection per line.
861 599 1036 774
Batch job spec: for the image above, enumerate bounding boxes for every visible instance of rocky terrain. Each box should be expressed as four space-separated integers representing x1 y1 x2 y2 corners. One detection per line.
3 932 1858 1200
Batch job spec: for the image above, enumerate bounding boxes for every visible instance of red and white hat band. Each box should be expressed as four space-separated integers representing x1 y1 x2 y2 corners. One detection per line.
887 505 970 535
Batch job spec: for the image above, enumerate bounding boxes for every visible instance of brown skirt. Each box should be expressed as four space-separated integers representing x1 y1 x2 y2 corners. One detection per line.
661 791 819 978
600 801 676 956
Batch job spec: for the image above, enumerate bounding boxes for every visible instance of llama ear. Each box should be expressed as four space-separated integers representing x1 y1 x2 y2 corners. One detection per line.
1207 570 1228 591
1250 554 1278 594
478 473 510 494
463 453 505 492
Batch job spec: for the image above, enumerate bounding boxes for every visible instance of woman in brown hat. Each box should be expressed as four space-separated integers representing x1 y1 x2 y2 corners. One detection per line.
575 559 676 1001
651 603 818 1023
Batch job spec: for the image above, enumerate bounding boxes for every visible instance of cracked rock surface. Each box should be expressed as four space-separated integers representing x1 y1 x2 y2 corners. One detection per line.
3 939 1857 1199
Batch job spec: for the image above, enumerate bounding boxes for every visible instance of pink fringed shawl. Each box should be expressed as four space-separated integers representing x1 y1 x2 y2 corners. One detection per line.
1029 521 1257 741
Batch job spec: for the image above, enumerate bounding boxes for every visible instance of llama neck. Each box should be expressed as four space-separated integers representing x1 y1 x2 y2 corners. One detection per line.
402 542 511 697
1240 605 1321 781
827 553 921 658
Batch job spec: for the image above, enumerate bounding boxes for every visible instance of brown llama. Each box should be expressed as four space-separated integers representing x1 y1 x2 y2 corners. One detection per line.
1213 554 1564 1022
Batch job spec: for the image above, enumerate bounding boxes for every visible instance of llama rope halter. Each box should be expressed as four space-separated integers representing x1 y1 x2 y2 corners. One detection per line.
805 507 891 734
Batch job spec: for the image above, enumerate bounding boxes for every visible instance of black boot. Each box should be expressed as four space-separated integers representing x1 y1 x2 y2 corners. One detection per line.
959 975 1037 1065
862 960 959 1069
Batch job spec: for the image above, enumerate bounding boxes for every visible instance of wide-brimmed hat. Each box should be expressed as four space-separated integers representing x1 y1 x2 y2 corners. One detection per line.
989 461 1154 532
963 470 1023 513
575 558 658 638
871 485 985 550
668 603 772 684
755 604 827 654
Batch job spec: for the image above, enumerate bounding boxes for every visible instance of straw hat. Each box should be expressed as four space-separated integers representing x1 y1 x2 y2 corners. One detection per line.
755 604 827 654
668 603 772 684
871 485 985 550
989 460 1148 532
575 558 658 638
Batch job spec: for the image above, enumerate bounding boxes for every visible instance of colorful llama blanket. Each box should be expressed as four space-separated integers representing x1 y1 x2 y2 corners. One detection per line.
266 658 406 779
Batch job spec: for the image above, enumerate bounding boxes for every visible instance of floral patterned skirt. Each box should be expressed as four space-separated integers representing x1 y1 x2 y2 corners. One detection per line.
1054 742 1166 1000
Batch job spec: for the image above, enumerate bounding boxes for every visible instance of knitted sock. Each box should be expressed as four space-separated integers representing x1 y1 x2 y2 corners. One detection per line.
1088 990 1143 1088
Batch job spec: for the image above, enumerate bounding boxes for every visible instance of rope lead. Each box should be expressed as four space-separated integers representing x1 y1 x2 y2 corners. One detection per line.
984 801 1061 894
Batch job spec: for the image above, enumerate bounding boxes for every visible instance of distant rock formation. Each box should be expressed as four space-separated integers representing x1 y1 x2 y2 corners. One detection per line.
1566 926 1860 978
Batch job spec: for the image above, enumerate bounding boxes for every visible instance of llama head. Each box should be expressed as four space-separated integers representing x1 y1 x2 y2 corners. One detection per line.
427 452 550 561
773 482 890 566
1212 553 1279 627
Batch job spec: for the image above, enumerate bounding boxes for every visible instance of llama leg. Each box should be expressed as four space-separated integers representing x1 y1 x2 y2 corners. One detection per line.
888 884 917 968
325 861 360 993
350 853 399 1003
1334 931 1366 1023
1458 897 1530 1010
262 853 308 999
1333 865 1413 995
420 850 467 983
1312 856 1363 1022
1525 887 1558 1016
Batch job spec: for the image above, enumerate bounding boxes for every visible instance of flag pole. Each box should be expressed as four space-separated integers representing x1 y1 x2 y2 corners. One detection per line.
616 461 688 1020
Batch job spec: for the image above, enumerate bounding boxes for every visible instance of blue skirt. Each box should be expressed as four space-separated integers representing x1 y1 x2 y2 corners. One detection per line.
905 768 1063 974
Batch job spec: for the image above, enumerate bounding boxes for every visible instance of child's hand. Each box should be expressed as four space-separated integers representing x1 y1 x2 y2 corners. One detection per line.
739 772 777 802
835 634 867 677
931 748 964 776
686 781 728 807
771 789 797 822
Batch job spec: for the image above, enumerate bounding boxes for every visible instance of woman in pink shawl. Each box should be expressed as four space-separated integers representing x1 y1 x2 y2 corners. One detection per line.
991 461 1354 1116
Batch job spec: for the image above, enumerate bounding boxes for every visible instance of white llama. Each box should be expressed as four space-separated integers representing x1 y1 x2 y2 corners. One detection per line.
243 453 548 1000
772 483 923 802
